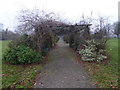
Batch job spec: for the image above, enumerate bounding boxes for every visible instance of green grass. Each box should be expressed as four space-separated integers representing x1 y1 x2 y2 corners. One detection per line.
0 40 10 59
106 38 118 65
1 41 42 88
2 64 42 88
83 38 119 88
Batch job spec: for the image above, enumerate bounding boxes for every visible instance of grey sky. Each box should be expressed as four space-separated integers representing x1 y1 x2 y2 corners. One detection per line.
0 0 119 30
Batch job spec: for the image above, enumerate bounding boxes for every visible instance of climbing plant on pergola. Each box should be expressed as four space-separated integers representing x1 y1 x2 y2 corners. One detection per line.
57 24 92 50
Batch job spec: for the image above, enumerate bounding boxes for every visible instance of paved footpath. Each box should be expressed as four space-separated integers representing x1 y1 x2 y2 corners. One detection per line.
34 38 96 88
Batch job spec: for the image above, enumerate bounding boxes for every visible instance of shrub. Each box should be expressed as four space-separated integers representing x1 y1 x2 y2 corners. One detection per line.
55 36 59 43
71 43 78 50
78 40 107 62
3 45 43 65
63 34 69 43
8 34 33 49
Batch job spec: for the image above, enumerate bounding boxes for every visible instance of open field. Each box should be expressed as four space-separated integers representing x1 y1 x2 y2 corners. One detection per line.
1 41 42 88
82 38 119 88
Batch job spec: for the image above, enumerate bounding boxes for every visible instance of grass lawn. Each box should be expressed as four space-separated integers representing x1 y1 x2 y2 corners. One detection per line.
82 38 119 88
0 40 10 59
1 41 42 88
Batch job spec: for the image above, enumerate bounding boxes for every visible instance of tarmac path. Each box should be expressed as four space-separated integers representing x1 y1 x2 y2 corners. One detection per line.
34 38 96 88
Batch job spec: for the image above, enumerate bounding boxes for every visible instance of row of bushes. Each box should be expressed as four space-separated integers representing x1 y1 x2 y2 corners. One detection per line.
78 40 107 62
64 33 108 62
3 34 59 65
3 45 43 64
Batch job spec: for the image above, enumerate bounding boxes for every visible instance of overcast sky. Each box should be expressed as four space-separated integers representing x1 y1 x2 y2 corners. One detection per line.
0 0 119 30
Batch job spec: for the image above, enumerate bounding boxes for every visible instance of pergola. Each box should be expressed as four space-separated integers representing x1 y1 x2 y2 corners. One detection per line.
55 24 92 36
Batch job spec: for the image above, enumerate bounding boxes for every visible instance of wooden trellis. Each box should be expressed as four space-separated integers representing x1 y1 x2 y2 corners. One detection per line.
55 24 92 37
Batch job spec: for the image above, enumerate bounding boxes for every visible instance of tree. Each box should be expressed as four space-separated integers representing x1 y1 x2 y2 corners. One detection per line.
113 22 120 38
78 12 93 25
93 16 112 39
15 8 64 55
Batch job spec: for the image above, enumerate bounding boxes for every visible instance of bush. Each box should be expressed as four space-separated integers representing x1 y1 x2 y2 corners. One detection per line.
3 45 43 65
8 34 33 49
55 36 59 43
78 40 107 62
63 35 69 43
52 36 59 47
71 43 77 50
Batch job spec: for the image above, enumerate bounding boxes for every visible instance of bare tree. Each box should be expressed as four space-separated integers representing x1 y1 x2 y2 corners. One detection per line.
78 11 93 25
94 16 111 38
15 8 64 55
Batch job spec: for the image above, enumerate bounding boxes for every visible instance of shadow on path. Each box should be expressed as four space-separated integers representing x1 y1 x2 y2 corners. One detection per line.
34 38 96 88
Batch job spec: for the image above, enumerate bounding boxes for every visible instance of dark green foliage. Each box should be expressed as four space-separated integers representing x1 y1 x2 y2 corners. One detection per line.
64 33 86 50
55 36 59 43
71 43 77 50
63 35 69 43
69 34 74 47
3 45 43 65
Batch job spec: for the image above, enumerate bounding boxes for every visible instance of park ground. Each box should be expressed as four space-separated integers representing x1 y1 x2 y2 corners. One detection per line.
34 38 96 88
1 38 119 88
77 38 119 88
